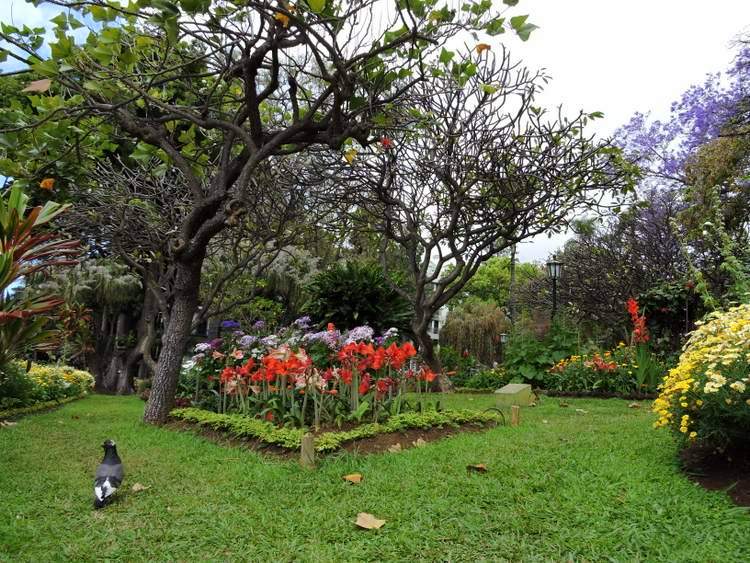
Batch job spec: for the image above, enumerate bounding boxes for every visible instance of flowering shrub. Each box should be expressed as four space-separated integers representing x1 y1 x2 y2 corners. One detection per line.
653 304 750 448
0 362 93 409
544 333 668 395
180 319 438 427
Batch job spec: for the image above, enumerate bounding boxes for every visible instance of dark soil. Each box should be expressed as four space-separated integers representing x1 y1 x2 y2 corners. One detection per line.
680 444 750 507
166 420 496 459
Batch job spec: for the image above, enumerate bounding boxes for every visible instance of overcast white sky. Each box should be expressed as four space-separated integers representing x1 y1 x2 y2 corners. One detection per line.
2 1 750 263
504 1 750 262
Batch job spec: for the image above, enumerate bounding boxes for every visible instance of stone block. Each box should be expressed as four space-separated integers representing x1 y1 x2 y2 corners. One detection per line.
494 383 534 407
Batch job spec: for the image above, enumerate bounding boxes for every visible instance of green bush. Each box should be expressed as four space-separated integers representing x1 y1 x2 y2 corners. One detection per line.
0 363 36 410
304 261 412 331
439 299 509 365
0 362 93 409
504 322 578 385
438 345 480 387
463 368 509 390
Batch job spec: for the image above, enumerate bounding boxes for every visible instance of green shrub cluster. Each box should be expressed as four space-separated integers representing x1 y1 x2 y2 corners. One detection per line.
0 363 94 410
171 407 502 453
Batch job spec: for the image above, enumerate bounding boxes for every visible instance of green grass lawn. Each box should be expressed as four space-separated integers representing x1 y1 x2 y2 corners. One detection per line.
1 394 749 562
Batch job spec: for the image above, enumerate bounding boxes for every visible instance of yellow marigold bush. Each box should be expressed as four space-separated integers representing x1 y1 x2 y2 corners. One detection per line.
653 303 750 447
25 363 94 401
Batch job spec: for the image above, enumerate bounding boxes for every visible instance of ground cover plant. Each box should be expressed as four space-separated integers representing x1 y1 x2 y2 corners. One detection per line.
2 394 750 561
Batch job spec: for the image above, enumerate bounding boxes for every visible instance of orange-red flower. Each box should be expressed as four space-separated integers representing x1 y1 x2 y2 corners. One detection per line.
39 178 55 190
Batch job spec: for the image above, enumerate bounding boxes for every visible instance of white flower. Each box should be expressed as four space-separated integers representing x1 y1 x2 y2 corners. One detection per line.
730 381 746 393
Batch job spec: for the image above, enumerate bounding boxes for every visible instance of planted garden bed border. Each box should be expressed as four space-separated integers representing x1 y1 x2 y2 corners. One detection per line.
170 407 503 454
0 393 88 420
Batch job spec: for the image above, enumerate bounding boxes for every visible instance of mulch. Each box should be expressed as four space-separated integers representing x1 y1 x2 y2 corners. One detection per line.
680 444 750 507
166 419 496 459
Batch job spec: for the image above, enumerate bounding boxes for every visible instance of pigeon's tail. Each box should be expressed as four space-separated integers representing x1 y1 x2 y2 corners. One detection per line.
94 497 107 509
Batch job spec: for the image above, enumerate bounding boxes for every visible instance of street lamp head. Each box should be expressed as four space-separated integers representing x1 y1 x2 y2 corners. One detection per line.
499 332 508 345
546 254 563 280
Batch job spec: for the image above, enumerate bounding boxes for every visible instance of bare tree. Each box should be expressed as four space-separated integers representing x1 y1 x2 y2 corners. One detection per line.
317 47 632 387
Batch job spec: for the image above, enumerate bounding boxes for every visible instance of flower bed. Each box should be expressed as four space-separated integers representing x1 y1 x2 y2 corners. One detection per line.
653 303 750 448
170 406 502 453
179 320 442 428
0 362 94 411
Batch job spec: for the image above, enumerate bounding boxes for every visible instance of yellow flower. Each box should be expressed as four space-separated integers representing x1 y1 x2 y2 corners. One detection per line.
679 426 688 433
696 400 703 406
680 402 688 408
274 12 290 27
689 431 697 439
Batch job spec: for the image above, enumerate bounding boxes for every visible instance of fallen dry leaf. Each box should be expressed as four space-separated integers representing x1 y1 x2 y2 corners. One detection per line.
542 419 549 424
575 408 589 415
343 473 363 484
355 512 386 530
22 79 52 93
628 402 641 409
558 402 569 408
0 421 18 428
131 483 150 493
466 463 488 473
413 438 427 448
387 443 402 453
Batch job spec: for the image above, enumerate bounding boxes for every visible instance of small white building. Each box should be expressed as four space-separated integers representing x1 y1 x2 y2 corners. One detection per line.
427 305 449 342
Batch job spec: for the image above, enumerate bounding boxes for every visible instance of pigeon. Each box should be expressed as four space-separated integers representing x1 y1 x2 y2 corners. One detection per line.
93 439 124 509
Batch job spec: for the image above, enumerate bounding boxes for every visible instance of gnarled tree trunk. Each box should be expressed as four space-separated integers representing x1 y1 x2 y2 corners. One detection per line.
412 313 452 392
143 259 202 423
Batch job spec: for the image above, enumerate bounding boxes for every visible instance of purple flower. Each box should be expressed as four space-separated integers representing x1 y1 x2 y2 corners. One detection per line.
239 335 258 349
252 320 266 330
344 325 375 344
260 335 279 347
194 342 213 353
303 330 341 350
293 316 312 329
209 338 223 349
221 320 241 330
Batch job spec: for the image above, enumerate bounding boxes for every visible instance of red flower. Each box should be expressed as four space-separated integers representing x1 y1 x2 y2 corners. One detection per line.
265 412 274 422
400 341 417 358
220 367 238 384
626 298 649 344
380 136 393 149
327 322 335 332
359 374 371 394
340 368 353 385
419 367 436 383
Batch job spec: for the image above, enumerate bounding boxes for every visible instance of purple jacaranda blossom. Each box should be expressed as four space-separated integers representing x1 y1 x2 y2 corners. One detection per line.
252 320 266 331
221 320 241 330
616 46 749 182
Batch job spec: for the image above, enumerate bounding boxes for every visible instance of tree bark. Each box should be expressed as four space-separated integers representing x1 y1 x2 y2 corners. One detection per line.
412 316 452 392
143 258 203 423
508 243 517 327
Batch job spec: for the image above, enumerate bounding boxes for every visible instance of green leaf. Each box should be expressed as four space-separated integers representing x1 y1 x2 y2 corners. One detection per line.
439 47 454 65
308 0 326 13
480 83 498 95
50 13 68 30
485 18 505 36
503 0 519 5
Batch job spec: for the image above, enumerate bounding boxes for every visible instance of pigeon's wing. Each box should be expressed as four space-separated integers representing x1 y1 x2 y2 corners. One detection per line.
95 461 124 485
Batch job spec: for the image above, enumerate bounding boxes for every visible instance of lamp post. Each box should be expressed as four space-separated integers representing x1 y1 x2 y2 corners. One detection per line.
499 332 508 364
546 254 563 321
